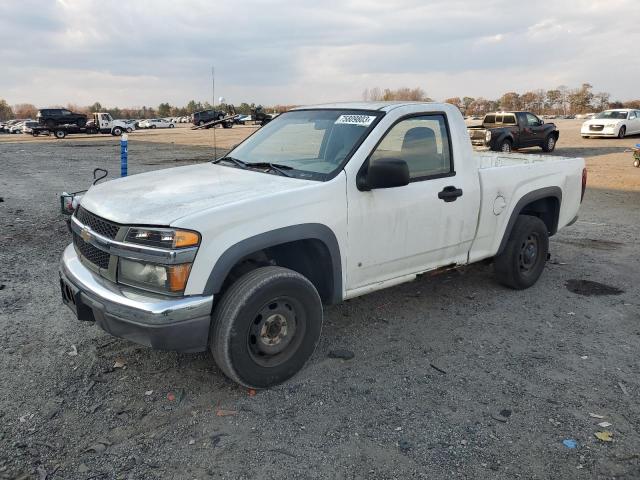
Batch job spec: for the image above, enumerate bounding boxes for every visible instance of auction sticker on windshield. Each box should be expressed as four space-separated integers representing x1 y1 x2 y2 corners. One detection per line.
335 114 377 126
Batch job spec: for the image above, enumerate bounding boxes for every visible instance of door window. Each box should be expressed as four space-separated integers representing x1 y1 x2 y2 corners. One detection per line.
525 113 540 126
61 110 71 115
369 115 452 180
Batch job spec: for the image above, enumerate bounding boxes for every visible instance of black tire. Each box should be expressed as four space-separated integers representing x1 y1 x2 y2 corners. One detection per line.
169 123 175 128
497 138 512 153
126 127 133 133
617 126 626 139
211 266 323 388
151 125 156 129
76 118 86 128
634 158 640 168
581 135 589 139
494 215 549 290
54 130 66 139
542 134 556 152
112 127 123 136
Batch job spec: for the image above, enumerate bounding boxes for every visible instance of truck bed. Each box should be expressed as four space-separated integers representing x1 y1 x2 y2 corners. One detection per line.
468 151 585 264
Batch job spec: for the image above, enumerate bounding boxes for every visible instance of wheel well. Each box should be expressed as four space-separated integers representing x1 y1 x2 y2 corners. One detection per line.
519 196 560 236
220 239 335 304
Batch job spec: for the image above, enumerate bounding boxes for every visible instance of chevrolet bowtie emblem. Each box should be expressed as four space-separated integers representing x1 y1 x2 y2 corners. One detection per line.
81 226 92 242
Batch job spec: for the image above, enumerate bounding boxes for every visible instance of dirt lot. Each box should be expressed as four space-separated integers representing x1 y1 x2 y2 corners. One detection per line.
0 120 639 479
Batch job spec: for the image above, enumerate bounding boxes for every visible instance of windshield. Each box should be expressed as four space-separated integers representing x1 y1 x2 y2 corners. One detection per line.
594 110 628 120
227 109 383 180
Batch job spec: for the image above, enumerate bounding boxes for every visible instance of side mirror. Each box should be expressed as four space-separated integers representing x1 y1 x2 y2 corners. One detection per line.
357 157 410 191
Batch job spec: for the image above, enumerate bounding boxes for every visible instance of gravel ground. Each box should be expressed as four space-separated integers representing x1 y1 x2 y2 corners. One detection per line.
0 131 639 479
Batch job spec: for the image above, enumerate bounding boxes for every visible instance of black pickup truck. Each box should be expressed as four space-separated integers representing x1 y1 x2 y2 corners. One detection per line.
467 111 559 153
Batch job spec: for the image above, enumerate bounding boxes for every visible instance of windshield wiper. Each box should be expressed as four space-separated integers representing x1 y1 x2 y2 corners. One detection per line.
213 156 248 169
245 162 293 177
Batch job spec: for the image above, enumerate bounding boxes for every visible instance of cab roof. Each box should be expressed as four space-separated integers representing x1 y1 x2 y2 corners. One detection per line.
292 101 439 112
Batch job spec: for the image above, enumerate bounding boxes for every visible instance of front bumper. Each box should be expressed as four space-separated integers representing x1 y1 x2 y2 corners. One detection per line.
581 128 617 137
59 244 213 352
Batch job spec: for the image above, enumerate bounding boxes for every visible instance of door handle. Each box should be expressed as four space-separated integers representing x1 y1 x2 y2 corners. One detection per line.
438 186 463 202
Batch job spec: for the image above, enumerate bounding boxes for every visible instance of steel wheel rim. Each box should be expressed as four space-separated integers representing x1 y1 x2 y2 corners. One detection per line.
518 233 540 273
247 296 305 367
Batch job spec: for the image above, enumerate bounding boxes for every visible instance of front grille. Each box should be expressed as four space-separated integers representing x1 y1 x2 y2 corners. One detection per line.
75 207 120 239
590 124 604 131
73 232 111 269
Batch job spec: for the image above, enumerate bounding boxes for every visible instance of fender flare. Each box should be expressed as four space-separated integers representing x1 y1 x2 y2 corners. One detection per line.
203 223 343 304
496 187 562 256
492 131 514 150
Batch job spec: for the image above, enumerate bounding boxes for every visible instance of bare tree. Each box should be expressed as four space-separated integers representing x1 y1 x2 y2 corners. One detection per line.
0 99 13 121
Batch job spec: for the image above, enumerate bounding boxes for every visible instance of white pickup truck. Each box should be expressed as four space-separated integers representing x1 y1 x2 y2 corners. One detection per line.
59 102 587 388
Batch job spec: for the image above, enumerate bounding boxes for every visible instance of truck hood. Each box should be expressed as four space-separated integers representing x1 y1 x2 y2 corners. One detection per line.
79 163 317 225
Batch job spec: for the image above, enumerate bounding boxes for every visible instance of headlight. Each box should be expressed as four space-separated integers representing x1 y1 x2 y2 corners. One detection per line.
118 258 192 294
119 227 200 294
485 130 492 142
125 227 200 248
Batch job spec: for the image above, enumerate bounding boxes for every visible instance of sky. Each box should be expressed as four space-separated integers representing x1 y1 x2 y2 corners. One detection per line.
0 0 638 108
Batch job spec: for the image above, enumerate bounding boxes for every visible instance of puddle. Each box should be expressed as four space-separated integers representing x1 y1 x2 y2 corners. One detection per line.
565 279 624 296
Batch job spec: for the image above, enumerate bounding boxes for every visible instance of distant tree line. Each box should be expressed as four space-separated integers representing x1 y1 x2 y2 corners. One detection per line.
1 83 639 122
362 83 640 116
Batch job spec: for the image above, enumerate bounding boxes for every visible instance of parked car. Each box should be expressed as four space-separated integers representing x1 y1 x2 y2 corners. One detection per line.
467 111 559 152
2 119 23 133
138 118 175 129
21 120 39 134
36 108 87 128
581 109 640 139
60 101 586 388
9 121 26 134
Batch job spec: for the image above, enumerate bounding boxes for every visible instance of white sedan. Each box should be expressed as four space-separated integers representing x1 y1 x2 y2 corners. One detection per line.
138 118 175 129
581 109 640 139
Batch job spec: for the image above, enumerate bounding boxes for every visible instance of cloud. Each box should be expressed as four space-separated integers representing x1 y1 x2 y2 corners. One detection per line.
0 0 638 107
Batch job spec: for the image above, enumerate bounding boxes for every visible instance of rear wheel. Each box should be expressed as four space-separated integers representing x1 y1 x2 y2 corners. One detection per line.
498 138 512 153
211 266 323 388
618 126 626 139
634 158 640 168
54 129 66 139
126 127 133 133
112 127 123 136
169 123 175 128
151 125 157 129
542 134 556 152
494 215 549 289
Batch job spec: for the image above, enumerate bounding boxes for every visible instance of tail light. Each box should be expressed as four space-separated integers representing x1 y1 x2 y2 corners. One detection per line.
581 168 587 203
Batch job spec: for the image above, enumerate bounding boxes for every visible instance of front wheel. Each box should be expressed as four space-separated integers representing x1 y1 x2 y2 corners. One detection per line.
151 125 156 129
112 127 123 136
54 129 66 139
634 157 640 168
210 266 323 389
542 134 556 152
126 127 133 133
494 215 549 289
618 126 626 139
169 123 175 128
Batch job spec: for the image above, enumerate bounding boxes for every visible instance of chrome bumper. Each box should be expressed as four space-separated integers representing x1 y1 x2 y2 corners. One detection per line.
59 245 213 352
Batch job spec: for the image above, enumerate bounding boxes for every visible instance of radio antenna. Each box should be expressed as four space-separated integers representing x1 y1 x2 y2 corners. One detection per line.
212 65 217 160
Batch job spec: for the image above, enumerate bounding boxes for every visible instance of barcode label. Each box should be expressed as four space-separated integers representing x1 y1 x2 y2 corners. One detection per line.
335 114 377 126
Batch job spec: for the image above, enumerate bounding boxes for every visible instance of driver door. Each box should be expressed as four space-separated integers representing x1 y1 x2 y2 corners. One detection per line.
345 113 480 291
